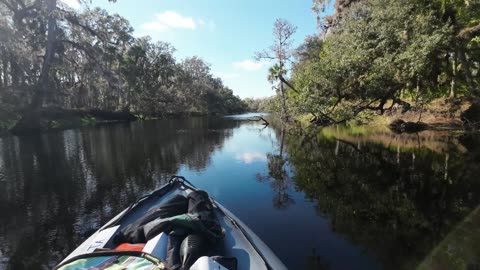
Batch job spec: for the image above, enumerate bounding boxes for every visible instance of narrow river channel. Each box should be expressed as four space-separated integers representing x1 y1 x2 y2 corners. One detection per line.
1 114 479 270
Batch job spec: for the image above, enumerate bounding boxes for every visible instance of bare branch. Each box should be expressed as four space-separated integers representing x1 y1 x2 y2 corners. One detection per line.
254 50 275 61
248 115 270 126
457 23 480 41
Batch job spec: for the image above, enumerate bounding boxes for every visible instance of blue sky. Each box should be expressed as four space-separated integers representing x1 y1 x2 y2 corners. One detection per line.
63 0 330 98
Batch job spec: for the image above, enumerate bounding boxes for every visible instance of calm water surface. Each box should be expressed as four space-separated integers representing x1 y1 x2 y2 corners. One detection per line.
0 115 479 270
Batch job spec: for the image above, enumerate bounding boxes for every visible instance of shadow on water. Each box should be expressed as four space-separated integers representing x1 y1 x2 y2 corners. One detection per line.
0 115 479 270
256 127 295 210
0 117 239 270
279 122 480 270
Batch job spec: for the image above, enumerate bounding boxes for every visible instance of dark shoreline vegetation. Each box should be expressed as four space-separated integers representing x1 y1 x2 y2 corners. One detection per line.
0 1 248 135
2 0 479 135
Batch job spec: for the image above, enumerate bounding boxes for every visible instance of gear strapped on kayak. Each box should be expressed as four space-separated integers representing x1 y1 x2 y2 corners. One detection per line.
54 177 287 270
112 190 225 269
56 251 168 270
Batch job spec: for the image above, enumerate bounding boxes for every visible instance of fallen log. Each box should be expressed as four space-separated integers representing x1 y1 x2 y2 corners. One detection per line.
389 119 429 133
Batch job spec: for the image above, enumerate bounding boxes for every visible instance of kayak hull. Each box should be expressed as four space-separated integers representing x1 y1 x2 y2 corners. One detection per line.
59 177 287 270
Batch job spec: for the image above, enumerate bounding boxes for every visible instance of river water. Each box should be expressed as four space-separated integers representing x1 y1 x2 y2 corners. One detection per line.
0 114 479 270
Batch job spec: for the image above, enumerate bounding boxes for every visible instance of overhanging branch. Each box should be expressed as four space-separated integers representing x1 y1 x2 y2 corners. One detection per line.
278 74 298 94
457 23 480 41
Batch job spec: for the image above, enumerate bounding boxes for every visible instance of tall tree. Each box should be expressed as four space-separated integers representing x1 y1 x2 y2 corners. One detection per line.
255 19 297 121
31 0 56 108
0 0 247 132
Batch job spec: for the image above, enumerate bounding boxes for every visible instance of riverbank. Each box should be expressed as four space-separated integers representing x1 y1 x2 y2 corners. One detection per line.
297 97 479 133
382 98 473 132
3 108 137 136
0 108 250 136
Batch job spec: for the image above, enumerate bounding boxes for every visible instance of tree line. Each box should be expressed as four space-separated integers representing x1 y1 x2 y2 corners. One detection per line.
0 0 247 132
256 0 480 126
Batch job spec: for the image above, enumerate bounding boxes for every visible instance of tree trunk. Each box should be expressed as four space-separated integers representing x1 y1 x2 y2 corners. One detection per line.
30 0 57 109
1 48 8 88
450 51 457 98
444 153 449 181
11 0 57 135
280 81 288 121
396 144 400 165
411 152 415 170
335 140 340 156
415 77 420 105
458 49 480 98
279 127 285 157
10 55 19 88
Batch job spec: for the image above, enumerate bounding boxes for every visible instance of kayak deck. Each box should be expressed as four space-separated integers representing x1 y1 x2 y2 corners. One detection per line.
59 178 286 270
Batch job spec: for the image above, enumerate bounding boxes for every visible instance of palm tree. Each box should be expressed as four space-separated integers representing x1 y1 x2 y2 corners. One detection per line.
268 64 289 120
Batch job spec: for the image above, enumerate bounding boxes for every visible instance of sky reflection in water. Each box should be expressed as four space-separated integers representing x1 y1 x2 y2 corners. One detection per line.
0 115 479 270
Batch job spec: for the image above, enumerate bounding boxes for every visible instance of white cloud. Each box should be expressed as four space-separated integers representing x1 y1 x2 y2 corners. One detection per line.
235 152 267 164
214 72 240 79
141 11 196 32
233 60 268 71
59 0 81 9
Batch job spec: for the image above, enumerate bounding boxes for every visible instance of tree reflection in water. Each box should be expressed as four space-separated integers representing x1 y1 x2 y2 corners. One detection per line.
1 116 479 270
306 248 330 270
0 117 238 270
279 125 480 270
256 127 295 210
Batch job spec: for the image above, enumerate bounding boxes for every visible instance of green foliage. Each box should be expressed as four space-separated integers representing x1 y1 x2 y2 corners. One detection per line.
135 114 148 120
0 104 19 131
283 0 480 125
292 0 451 121
0 0 246 128
0 119 16 131
243 96 279 112
48 120 60 129
80 116 96 126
